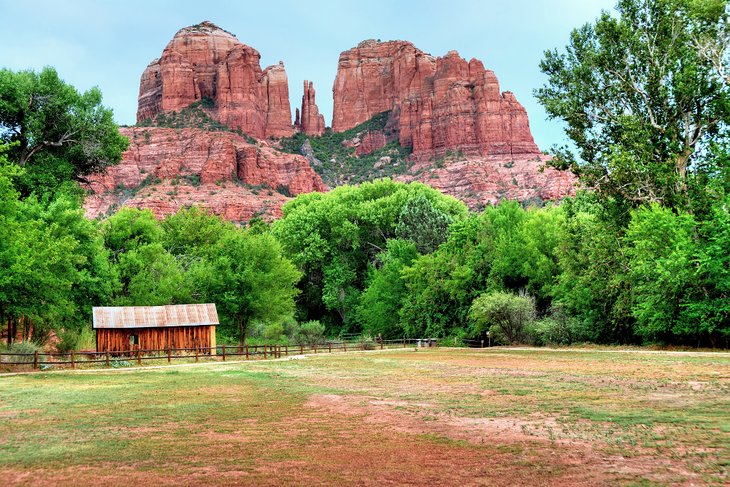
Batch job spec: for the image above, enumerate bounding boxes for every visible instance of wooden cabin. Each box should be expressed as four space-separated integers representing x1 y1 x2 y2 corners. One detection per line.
92 304 219 354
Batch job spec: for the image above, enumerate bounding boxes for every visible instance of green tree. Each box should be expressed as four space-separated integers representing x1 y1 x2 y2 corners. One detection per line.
625 204 697 341
272 179 466 332
356 239 418 338
553 194 635 343
0 147 108 343
102 208 189 306
626 201 730 345
0 67 128 196
469 291 537 345
196 230 301 344
161 206 233 258
395 194 454 253
536 0 730 210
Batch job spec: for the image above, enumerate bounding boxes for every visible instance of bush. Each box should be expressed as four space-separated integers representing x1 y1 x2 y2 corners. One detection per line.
294 320 326 346
361 334 376 350
263 323 286 343
529 304 589 346
56 330 77 354
469 291 536 345
438 336 465 347
7 342 42 363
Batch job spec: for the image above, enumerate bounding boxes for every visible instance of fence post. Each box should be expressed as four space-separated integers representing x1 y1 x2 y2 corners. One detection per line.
167 348 171 364
222 345 226 361
285 345 288 356
300 344 303 355
195 346 199 363
33 351 38 369
106 351 110 367
71 350 75 369
481 340 484 349
137 348 141 366
314 344 317 354
329 343 332 353
343 341 347 352
403 338 406 348
381 340 384 350
263 344 267 359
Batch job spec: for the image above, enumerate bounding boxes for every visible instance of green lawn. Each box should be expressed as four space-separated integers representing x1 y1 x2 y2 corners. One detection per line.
1 348 728 486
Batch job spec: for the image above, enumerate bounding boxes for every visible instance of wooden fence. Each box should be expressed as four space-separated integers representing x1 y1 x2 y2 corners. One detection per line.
0 338 442 371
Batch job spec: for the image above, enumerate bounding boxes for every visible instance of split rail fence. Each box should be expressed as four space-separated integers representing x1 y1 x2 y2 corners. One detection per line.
0 338 445 371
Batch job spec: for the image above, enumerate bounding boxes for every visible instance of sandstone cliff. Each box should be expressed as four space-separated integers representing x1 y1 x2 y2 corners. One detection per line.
84 127 327 221
91 26 575 222
331 40 540 159
399 153 576 209
137 21 293 138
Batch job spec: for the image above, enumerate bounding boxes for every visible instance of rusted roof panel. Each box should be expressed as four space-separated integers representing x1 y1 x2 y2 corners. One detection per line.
92 304 219 329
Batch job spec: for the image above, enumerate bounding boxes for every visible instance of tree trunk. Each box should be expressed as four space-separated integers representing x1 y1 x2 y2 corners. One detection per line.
8 317 15 346
238 317 246 346
676 149 692 209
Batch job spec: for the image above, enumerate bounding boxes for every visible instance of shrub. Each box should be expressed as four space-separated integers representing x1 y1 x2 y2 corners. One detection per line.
263 323 285 342
529 303 589 346
294 320 326 346
438 336 465 347
7 342 42 363
469 291 536 345
56 330 77 354
361 334 376 350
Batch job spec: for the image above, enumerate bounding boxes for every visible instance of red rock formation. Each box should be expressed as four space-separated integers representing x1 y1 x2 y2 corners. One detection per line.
84 127 326 221
399 154 576 209
332 40 540 158
296 80 326 136
137 21 293 138
355 131 388 156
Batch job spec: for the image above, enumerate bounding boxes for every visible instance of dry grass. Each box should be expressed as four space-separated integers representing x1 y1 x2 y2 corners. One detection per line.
0 347 728 486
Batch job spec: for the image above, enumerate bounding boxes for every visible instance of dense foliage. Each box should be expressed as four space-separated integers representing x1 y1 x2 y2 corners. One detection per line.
272 179 467 333
0 67 128 198
536 0 730 213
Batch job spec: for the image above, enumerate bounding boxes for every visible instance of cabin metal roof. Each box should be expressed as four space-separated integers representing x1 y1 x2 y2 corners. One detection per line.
92 304 219 329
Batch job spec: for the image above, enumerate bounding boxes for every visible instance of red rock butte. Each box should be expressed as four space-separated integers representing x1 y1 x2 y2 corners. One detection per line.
85 23 575 222
332 40 540 159
137 21 296 139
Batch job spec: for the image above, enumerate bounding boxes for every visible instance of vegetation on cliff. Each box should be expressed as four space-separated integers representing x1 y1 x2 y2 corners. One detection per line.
278 111 413 186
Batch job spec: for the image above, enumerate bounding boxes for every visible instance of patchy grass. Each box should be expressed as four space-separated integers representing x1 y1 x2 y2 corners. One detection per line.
0 348 728 485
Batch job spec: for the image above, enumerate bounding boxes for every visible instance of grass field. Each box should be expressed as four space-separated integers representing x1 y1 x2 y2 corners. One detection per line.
1 348 728 486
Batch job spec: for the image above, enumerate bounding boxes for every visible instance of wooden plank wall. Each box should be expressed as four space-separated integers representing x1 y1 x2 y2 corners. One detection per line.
96 326 212 353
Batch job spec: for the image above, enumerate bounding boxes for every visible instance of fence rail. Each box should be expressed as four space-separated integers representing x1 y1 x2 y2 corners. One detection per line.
0 338 448 371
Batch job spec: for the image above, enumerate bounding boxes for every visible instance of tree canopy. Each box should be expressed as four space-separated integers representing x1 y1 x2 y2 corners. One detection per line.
0 67 128 196
536 0 730 211
272 179 467 333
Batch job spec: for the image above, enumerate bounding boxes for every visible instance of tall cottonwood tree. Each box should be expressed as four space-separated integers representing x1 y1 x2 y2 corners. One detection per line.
536 0 730 210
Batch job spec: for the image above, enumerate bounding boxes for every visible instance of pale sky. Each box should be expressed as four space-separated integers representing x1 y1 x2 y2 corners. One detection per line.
0 0 616 150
